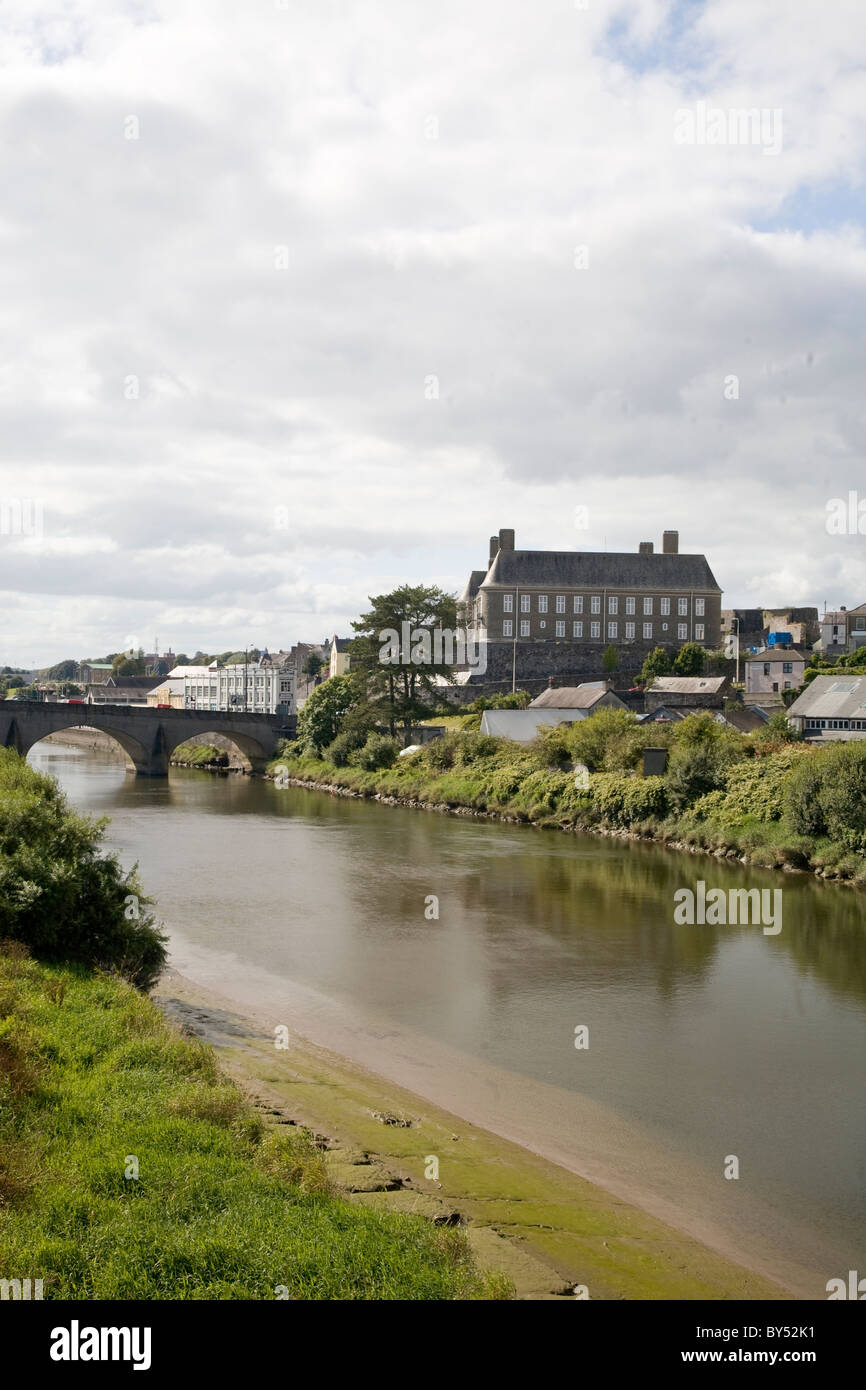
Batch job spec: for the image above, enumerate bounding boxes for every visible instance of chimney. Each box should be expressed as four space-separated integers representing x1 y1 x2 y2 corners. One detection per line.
489 535 500 564
498 527 515 552
638 541 654 555
548 675 556 688
662 530 679 555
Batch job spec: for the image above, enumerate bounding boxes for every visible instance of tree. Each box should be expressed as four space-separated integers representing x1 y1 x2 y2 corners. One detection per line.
673 642 707 677
639 646 671 684
303 653 325 682
602 644 619 675
113 656 144 677
350 584 459 734
297 674 362 755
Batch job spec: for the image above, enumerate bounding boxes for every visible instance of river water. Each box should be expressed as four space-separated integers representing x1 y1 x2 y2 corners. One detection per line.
30 742 866 1297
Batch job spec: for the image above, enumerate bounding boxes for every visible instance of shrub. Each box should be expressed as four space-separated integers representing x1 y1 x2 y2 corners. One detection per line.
0 749 167 989
353 733 400 771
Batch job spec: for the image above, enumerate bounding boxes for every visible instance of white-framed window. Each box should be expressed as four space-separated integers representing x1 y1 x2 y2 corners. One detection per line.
695 623 705 641
555 620 565 637
574 595 583 613
678 597 688 616
608 596 618 614
573 621 583 637
695 598 705 616
520 619 530 636
590 621 601 638
643 622 652 639
661 598 671 615
556 594 565 613
643 597 653 615
540 620 546 629
608 622 618 639
591 596 601 614
625 597 635 615
503 594 513 612
538 594 548 612
625 622 635 639
521 594 530 612
503 619 513 637
678 623 688 640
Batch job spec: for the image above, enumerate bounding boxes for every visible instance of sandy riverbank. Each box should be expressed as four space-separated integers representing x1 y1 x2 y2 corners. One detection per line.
153 964 794 1302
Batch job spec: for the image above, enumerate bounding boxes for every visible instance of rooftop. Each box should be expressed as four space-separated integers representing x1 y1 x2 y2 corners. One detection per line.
787 674 866 720
483 549 720 592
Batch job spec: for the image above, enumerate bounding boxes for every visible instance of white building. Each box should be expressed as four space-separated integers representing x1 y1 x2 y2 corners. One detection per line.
175 655 295 715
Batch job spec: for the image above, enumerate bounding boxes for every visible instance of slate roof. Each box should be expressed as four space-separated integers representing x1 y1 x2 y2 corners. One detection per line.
529 683 621 709
744 647 808 663
463 570 487 601
787 675 866 720
482 549 720 591
648 676 728 694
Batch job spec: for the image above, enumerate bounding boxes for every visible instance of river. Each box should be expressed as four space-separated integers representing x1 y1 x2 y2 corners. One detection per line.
30 741 866 1298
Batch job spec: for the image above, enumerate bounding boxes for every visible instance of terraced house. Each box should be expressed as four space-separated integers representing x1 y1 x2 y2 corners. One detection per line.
460 527 722 691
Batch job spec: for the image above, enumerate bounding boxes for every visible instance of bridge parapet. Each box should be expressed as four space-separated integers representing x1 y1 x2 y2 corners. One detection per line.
0 703 295 776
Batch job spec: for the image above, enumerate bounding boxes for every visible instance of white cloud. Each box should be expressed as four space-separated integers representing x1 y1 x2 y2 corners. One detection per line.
0 0 864 662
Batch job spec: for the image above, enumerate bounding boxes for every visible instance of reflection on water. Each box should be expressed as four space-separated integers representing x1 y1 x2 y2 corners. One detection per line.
30 742 866 1295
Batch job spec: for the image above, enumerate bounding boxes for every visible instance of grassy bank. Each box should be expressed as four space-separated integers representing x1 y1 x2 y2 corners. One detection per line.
0 945 506 1299
169 742 230 769
270 714 866 883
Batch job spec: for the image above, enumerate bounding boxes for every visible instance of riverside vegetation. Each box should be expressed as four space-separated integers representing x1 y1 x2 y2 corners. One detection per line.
0 749 507 1299
277 700 866 883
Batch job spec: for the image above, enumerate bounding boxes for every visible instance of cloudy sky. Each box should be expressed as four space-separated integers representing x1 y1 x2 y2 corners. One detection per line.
0 0 864 667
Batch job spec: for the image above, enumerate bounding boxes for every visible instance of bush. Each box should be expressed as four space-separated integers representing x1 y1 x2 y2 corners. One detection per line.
0 750 167 989
785 742 866 852
326 728 367 766
353 733 400 771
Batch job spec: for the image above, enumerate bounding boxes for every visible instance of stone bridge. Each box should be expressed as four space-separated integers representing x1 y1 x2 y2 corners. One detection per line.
0 702 296 776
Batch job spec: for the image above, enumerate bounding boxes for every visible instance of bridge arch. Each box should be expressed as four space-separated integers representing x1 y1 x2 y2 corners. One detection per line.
162 728 271 772
23 721 159 775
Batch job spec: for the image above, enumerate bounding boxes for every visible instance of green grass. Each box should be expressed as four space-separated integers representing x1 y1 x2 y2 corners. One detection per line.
0 946 506 1300
169 743 229 768
270 738 866 882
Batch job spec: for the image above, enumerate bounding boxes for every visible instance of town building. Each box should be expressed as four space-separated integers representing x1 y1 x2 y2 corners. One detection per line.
721 608 819 655
146 679 185 709
85 675 157 706
329 636 352 678
816 603 866 655
786 675 866 740
644 675 730 713
79 661 113 684
460 527 722 692
744 647 807 696
175 654 295 715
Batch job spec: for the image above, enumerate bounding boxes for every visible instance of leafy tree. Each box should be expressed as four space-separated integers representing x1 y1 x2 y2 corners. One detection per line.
113 656 145 677
303 653 325 681
673 642 706 676
602 644 619 674
46 659 79 680
0 749 166 987
639 647 671 684
297 674 362 755
562 708 651 773
664 714 748 809
353 733 401 770
351 584 459 734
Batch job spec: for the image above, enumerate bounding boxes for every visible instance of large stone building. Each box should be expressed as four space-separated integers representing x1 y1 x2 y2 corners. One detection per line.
459 527 722 693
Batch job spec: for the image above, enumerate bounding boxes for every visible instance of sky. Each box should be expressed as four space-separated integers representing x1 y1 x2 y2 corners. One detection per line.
0 0 864 667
